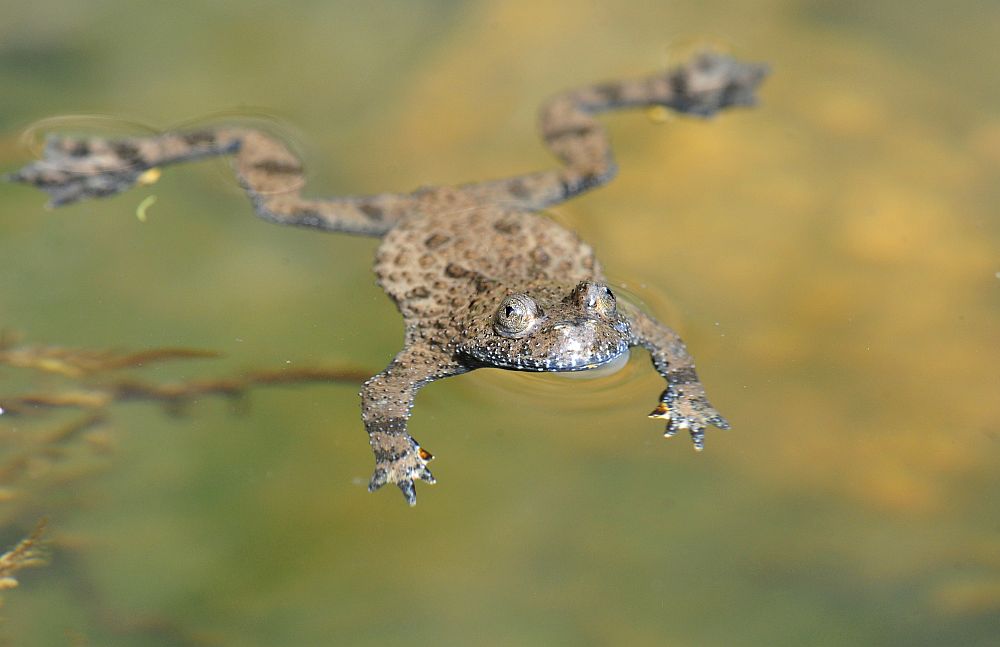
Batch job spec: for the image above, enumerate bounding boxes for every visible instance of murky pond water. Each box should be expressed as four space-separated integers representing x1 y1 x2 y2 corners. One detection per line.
1 1 998 645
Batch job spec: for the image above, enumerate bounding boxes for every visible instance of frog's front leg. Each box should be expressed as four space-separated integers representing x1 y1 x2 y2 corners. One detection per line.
626 308 729 450
361 342 466 505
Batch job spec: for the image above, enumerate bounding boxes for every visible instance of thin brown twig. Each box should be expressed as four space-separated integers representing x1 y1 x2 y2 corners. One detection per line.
0 413 108 482
0 344 221 378
0 518 48 593
0 365 369 417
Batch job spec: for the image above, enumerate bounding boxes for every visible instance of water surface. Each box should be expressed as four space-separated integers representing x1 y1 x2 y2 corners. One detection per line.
1 1 998 645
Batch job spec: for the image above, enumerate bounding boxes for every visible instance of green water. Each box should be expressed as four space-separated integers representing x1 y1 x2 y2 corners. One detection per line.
1 1 998 645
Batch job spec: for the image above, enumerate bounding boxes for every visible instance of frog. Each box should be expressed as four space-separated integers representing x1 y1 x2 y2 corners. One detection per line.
8 52 767 505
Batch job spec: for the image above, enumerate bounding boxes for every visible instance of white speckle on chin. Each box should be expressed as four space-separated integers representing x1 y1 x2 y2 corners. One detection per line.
558 326 590 365
561 328 584 355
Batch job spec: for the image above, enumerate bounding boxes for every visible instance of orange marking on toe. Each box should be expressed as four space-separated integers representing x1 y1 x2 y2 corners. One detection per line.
648 402 671 419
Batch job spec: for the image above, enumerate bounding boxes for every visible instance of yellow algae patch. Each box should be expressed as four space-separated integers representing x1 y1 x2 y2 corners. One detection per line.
852 465 938 515
808 88 887 138
787 275 856 325
837 183 951 264
847 432 986 515
968 119 1000 164
931 578 1000 616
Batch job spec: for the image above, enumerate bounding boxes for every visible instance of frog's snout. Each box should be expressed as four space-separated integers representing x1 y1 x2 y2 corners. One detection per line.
533 317 629 370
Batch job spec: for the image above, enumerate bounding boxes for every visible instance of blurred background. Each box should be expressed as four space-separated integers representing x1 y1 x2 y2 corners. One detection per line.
1 1 998 645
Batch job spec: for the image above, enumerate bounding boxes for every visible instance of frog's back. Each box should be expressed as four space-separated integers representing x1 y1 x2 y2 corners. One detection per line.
374 189 602 321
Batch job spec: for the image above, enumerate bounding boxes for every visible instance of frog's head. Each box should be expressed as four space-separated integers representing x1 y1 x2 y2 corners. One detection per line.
457 280 632 372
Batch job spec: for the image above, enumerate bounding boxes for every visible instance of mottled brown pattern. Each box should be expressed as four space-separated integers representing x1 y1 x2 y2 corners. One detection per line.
7 53 766 505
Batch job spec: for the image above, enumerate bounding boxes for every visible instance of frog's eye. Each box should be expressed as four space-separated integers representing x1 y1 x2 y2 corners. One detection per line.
494 294 538 337
571 281 616 316
596 285 616 315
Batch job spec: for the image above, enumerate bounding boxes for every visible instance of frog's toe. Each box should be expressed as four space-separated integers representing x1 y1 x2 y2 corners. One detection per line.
398 479 417 506
415 464 436 484
368 467 388 492
369 469 431 506
688 426 706 452
367 443 436 505
708 413 731 430
649 395 728 450
396 466 436 506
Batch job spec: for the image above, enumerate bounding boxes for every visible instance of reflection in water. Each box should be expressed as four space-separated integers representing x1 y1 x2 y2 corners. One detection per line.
474 350 639 411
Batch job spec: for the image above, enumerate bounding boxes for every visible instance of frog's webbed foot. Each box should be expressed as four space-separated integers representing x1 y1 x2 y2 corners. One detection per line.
7 136 153 207
627 308 730 451
664 51 769 116
648 382 729 451
367 427 436 506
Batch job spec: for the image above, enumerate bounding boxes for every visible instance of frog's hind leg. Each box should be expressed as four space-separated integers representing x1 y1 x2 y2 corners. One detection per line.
461 52 767 211
8 127 417 237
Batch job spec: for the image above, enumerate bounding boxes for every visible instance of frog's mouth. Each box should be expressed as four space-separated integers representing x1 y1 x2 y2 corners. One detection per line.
460 317 631 372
